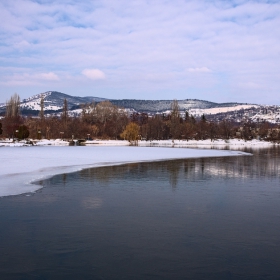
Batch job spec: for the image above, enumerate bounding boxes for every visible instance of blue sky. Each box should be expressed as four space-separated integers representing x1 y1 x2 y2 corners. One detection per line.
0 0 280 104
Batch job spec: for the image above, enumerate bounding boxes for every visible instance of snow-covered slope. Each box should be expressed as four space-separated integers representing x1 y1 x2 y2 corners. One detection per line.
250 107 280 124
1 91 253 115
110 99 247 113
19 91 107 114
188 105 260 117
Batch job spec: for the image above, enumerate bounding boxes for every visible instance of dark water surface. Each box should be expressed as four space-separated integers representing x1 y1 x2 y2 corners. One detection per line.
1 147 280 280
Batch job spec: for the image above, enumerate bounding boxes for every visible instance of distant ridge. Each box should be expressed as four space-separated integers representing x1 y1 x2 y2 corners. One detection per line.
1 91 252 115
109 99 248 113
3 91 275 124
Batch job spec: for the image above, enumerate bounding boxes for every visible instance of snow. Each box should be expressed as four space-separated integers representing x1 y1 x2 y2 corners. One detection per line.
86 140 130 146
0 146 250 197
0 139 69 147
138 139 275 149
188 105 259 116
0 138 276 148
251 112 280 124
85 139 276 149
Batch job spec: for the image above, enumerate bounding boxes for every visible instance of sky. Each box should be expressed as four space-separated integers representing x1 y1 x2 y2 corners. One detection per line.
0 0 280 104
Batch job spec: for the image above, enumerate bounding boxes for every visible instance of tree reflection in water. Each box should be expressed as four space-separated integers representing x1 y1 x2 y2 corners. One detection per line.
46 146 280 189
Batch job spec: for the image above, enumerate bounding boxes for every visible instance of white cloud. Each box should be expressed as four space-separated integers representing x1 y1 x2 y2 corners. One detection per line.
14 40 30 50
238 82 261 89
0 0 280 103
37 72 59 81
0 72 59 86
82 69 105 80
187 67 211 73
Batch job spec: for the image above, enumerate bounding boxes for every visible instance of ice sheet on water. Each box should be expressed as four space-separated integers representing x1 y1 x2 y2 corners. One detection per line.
0 146 250 197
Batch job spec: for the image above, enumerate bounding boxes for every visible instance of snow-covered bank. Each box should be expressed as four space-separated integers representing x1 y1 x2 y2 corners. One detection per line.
0 138 277 148
0 139 69 147
138 139 276 149
85 139 129 146
0 146 250 197
86 139 276 149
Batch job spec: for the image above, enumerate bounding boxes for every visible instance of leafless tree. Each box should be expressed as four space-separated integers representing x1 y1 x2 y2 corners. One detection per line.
6 93 20 118
61 98 68 129
39 94 44 120
169 99 181 139
3 93 22 138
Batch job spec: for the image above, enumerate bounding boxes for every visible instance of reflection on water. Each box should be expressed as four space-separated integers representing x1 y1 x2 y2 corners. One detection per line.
56 146 280 187
0 147 280 279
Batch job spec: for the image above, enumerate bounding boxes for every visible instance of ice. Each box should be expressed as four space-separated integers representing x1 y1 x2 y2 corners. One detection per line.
0 146 250 197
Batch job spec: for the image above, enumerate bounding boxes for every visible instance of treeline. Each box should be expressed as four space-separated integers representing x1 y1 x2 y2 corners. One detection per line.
1 94 280 142
1 94 129 140
131 102 280 142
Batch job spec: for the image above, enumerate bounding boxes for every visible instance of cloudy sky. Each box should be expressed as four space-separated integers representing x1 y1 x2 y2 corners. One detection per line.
0 0 280 104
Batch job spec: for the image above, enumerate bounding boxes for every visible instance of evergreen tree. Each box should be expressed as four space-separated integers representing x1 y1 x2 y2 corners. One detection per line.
18 125 29 139
0 122 2 135
201 114 206 122
185 111 190 122
190 115 196 124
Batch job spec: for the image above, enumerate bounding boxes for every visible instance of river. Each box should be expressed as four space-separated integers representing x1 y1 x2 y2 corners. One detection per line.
0 147 280 279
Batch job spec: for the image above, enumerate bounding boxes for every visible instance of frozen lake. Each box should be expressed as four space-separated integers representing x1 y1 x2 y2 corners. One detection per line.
0 147 280 279
0 146 247 197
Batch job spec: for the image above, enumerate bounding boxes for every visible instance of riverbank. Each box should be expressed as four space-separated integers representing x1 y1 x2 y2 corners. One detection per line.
0 138 277 148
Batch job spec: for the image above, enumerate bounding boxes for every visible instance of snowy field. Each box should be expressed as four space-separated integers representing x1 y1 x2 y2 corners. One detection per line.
0 146 250 197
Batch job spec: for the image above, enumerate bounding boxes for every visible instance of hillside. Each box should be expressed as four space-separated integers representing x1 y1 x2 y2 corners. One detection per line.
1 91 280 123
0 91 254 115
109 99 248 113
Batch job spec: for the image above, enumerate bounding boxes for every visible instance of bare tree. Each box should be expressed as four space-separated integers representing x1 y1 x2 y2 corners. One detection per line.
219 120 233 140
39 94 44 120
61 98 68 130
170 99 180 120
6 93 20 118
4 93 22 138
169 99 181 139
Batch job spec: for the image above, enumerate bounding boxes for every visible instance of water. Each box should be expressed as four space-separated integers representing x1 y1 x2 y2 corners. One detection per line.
1 147 280 279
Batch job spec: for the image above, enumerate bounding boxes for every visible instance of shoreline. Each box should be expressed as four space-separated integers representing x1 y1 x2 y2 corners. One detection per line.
0 146 250 197
0 138 277 148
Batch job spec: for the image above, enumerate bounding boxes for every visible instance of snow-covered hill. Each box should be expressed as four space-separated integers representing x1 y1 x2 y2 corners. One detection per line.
1 91 280 124
1 91 252 115
109 99 248 113
19 91 107 113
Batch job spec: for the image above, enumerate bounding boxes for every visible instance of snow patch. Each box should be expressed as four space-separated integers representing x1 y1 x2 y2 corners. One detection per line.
188 105 259 116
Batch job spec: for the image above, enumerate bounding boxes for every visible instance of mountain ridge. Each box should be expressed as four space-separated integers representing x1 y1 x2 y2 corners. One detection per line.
1 91 280 124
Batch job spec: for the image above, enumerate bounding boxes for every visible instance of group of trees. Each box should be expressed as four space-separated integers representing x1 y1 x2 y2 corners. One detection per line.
119 100 280 142
1 95 280 142
1 93 29 139
0 94 130 140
